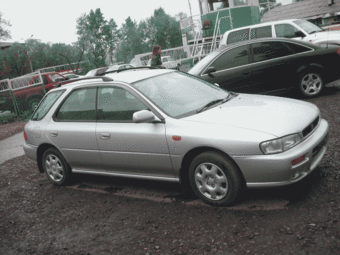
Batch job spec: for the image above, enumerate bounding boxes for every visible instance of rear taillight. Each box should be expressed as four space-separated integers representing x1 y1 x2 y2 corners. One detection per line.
23 131 27 141
337 48 340 56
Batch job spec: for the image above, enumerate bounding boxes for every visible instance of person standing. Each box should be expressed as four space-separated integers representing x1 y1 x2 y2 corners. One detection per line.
150 45 164 68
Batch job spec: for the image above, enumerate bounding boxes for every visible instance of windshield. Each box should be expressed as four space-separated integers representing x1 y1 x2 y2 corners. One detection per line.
133 72 229 118
293 20 322 34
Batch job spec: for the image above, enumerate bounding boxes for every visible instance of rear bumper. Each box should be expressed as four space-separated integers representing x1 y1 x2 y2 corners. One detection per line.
232 119 329 188
23 142 38 163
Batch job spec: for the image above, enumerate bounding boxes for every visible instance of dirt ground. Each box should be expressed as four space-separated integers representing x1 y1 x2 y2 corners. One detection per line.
1 88 340 255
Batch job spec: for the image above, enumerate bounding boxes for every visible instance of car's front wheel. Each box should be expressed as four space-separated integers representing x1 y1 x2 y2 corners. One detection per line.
189 151 243 206
298 71 324 97
42 148 72 186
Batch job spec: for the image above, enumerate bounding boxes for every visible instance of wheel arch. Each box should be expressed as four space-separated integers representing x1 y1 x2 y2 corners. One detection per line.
36 143 59 173
179 146 245 188
296 63 325 78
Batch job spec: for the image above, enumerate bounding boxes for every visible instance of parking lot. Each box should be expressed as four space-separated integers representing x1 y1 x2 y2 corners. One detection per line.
1 87 340 255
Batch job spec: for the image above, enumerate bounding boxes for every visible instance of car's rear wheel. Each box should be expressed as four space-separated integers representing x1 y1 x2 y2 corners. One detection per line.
189 151 243 206
298 71 324 97
42 148 72 186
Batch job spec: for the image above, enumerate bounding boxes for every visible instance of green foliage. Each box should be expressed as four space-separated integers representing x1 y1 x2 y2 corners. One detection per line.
115 8 183 64
76 8 119 68
0 12 11 40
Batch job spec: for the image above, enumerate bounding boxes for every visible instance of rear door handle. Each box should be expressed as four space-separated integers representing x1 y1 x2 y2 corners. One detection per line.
50 131 58 137
99 133 111 140
243 71 252 75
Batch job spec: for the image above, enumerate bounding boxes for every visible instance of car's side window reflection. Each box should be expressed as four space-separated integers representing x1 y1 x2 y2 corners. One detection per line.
56 87 96 121
97 87 148 122
210 45 249 71
252 42 293 63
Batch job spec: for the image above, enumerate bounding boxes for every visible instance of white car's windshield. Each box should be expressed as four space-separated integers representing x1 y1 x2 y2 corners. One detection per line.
293 20 323 34
133 72 230 118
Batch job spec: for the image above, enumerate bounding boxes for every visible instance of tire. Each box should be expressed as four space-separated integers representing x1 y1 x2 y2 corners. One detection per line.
28 98 41 111
42 148 72 186
189 151 243 206
298 70 324 98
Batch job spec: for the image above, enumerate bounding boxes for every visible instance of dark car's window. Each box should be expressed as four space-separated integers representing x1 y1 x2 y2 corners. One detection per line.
252 42 293 63
56 87 96 121
32 90 65 121
283 42 312 54
210 45 249 71
250 26 272 39
227 29 250 44
97 87 148 122
275 24 301 38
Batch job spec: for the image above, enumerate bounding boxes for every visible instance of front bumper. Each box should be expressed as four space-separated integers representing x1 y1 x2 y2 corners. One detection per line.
232 119 329 188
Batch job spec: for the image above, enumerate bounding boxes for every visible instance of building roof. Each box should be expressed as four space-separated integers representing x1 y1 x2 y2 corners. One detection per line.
262 0 340 22
0 42 15 50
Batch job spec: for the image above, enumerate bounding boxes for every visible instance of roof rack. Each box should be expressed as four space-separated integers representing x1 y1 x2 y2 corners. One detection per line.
53 76 114 88
102 66 159 75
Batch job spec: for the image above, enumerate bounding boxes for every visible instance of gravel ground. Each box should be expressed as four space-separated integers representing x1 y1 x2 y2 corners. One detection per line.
0 87 340 255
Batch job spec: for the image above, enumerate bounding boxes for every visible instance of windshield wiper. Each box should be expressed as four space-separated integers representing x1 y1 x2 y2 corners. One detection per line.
197 92 237 113
309 30 320 35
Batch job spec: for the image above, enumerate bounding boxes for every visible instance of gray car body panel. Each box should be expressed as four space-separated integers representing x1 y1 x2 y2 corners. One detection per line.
24 71 328 188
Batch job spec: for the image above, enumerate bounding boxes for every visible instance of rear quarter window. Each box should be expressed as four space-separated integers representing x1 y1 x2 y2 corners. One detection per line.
227 28 250 45
31 90 65 121
284 42 312 54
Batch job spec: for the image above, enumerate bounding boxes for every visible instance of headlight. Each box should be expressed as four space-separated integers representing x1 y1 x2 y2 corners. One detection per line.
260 134 302 155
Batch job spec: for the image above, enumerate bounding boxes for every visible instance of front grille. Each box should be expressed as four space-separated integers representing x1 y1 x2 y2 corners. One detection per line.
302 116 319 138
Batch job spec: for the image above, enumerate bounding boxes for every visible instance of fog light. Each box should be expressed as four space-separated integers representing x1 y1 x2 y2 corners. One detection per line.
292 155 305 166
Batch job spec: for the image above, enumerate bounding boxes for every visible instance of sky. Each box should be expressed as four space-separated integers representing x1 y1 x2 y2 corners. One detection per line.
1 0 293 45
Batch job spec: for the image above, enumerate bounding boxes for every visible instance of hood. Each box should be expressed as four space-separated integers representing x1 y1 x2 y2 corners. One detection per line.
304 30 340 44
184 94 319 137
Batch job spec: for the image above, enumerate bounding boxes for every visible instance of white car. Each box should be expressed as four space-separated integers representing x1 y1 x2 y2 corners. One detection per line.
219 19 340 47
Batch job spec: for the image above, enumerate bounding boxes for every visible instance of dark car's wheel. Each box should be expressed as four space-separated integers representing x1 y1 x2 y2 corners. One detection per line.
42 148 72 186
189 151 243 206
28 98 41 111
298 71 324 97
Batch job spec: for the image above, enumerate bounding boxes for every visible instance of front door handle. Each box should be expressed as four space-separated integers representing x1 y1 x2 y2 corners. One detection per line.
50 131 58 137
99 132 111 140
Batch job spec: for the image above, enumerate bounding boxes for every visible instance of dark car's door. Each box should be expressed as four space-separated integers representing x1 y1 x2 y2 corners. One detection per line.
248 41 313 95
200 45 258 93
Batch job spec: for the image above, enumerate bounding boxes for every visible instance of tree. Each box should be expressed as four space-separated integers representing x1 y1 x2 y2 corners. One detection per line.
0 12 11 40
76 8 119 68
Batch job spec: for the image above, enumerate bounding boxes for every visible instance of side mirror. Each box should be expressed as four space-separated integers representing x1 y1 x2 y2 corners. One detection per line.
206 66 216 77
294 31 305 38
214 83 220 87
133 110 160 123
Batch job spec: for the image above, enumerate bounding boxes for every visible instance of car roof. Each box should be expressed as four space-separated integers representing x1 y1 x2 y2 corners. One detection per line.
224 19 300 33
218 37 318 51
52 68 175 92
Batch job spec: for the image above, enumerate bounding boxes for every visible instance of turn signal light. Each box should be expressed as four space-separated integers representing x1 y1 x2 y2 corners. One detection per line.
23 131 27 141
337 48 340 56
292 155 305 166
172 136 181 141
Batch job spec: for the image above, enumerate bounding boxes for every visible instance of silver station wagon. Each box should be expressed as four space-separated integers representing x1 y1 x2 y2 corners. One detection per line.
23 69 329 206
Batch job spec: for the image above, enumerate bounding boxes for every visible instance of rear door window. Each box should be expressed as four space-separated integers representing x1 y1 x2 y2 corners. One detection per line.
250 26 272 39
210 45 249 71
56 87 97 121
227 28 250 45
251 41 293 63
